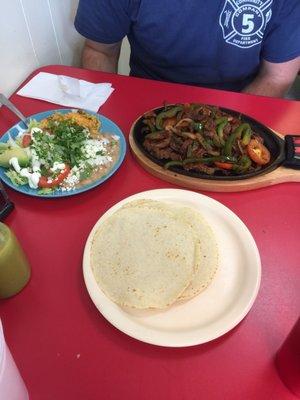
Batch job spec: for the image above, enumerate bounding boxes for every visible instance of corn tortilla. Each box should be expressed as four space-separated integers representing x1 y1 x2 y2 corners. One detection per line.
90 205 197 309
124 199 218 301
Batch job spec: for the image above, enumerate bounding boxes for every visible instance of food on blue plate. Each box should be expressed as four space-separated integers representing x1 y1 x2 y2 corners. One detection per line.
141 103 271 176
0 110 120 194
90 199 218 309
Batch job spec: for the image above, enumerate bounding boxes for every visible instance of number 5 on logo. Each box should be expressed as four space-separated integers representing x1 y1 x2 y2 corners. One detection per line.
219 1 273 49
242 14 254 34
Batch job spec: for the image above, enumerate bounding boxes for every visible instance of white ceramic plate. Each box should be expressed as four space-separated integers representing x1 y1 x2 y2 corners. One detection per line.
83 189 261 347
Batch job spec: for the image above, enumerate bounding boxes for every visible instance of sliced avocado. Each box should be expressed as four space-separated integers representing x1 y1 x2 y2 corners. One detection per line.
0 143 9 154
0 148 29 168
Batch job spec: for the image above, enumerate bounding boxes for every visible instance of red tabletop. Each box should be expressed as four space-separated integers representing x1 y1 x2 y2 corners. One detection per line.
0 65 299 400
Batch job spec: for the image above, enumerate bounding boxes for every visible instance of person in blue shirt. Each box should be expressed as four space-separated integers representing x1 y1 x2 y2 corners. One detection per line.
74 0 300 97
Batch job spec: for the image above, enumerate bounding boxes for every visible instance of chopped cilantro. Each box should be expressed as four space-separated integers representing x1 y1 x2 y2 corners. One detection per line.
79 164 93 180
32 120 90 168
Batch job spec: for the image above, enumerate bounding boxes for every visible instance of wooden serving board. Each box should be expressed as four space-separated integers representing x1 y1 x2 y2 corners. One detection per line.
129 127 300 193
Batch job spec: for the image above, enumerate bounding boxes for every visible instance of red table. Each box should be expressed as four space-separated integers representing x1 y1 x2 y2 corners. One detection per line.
0 65 299 400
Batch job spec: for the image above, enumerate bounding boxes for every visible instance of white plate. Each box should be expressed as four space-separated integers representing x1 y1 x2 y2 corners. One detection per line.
83 189 261 347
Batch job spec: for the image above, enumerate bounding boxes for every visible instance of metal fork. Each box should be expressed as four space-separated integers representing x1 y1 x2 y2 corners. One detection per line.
0 93 28 128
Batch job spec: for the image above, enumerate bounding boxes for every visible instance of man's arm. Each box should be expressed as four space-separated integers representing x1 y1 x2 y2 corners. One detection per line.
242 57 300 98
81 39 122 73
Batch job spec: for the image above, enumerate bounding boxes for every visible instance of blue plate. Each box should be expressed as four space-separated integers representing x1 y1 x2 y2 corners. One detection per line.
0 109 126 198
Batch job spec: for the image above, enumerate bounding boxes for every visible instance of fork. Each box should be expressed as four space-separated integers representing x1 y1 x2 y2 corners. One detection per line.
0 93 28 128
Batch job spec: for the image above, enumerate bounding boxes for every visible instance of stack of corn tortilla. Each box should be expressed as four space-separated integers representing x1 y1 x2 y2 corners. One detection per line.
90 199 218 309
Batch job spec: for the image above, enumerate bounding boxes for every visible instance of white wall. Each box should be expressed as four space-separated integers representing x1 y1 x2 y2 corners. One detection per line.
119 38 130 77
0 0 130 97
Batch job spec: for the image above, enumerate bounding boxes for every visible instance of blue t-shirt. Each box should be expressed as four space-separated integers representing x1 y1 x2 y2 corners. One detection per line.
75 0 300 91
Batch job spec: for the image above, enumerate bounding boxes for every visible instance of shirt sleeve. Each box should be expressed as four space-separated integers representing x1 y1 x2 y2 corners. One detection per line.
74 0 131 44
262 0 300 63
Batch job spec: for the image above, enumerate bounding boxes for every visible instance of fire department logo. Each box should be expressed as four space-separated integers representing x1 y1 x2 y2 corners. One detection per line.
219 0 273 48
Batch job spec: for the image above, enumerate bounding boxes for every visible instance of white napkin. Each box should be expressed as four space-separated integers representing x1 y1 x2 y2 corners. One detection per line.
17 72 114 112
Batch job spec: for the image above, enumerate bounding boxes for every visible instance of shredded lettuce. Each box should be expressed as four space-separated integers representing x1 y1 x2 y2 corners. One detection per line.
15 136 23 147
28 119 40 131
7 133 21 148
5 170 27 186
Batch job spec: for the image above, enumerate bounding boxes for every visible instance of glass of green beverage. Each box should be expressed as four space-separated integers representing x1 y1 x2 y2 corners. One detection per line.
0 223 31 299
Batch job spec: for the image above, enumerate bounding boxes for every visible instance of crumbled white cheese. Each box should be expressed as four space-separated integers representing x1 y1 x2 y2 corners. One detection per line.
80 139 114 169
87 155 112 167
82 139 108 159
50 162 66 172
63 172 80 189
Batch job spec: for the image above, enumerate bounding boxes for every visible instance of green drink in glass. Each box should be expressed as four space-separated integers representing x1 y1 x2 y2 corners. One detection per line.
0 223 30 298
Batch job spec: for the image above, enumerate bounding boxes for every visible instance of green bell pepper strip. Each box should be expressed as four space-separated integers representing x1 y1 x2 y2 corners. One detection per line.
224 123 251 156
164 160 183 169
241 125 251 145
217 121 227 145
215 117 228 125
232 155 252 173
155 106 183 129
215 117 228 145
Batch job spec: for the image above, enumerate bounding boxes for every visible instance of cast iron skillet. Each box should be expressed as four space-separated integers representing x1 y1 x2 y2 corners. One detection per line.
131 105 300 181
